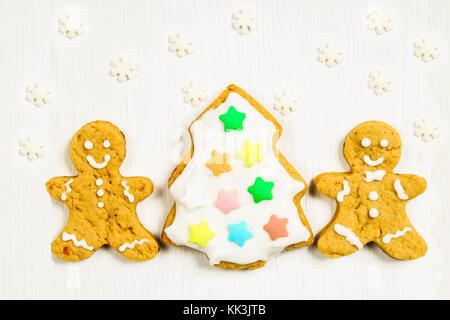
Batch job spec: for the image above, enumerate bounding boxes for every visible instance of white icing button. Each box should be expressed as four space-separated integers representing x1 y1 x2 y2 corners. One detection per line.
103 140 111 148
361 138 371 147
96 178 103 186
84 140 93 150
97 202 104 208
97 189 104 197
380 139 389 147
368 191 379 201
369 208 379 218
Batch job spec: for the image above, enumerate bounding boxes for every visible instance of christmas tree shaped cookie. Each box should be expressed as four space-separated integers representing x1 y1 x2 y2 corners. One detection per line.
162 84 314 269
315 121 427 260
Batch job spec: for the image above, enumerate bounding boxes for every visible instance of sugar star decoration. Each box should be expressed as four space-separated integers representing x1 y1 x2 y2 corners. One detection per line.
188 221 215 248
414 117 439 142
238 140 263 168
273 90 299 115
318 43 343 68
26 82 51 107
19 137 44 161
183 81 207 107
219 106 246 132
367 70 392 95
179 187 210 210
263 214 289 240
168 33 193 57
205 150 232 177
214 190 240 214
58 13 84 39
109 57 138 82
228 221 253 247
367 9 393 35
232 9 257 35
247 177 274 203
414 38 439 63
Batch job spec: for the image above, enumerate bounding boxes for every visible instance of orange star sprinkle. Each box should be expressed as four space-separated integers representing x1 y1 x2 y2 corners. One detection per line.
205 150 232 177
263 214 289 241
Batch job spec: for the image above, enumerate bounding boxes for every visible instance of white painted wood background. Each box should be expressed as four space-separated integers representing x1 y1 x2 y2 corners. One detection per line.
0 0 449 299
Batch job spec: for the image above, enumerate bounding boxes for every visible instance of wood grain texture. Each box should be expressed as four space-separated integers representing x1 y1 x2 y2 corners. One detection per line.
0 0 449 299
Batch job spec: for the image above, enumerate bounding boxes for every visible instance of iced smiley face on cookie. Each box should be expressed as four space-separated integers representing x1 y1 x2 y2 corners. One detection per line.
315 121 427 260
46 121 159 261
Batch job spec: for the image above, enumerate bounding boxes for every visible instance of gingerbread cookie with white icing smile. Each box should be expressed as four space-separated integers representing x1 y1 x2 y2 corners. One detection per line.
46 120 159 261
315 121 427 260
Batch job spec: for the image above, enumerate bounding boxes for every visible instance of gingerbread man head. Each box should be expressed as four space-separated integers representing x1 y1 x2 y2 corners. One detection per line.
70 121 126 173
343 121 402 172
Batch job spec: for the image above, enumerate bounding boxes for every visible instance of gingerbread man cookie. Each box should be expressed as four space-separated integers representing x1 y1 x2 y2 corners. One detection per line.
315 121 427 260
47 121 159 261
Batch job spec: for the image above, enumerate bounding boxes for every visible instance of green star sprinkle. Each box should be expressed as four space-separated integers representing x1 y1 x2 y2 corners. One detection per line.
247 177 274 203
219 106 246 132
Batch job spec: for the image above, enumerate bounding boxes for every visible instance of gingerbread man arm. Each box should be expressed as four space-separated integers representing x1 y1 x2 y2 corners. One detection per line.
46 176 75 202
394 174 427 200
121 177 154 203
314 172 348 199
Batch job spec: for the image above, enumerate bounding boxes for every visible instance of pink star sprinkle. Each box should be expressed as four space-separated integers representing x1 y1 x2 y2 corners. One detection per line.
214 190 240 214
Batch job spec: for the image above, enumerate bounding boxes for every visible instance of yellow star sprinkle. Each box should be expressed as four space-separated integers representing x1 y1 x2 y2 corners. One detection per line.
237 140 263 168
188 221 215 248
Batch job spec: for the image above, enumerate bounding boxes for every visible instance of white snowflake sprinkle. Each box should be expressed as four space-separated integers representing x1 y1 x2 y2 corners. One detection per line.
26 82 51 107
109 57 137 82
58 13 84 39
318 43 343 68
19 137 44 161
232 9 257 35
182 82 207 107
273 90 299 115
414 118 439 142
368 70 392 95
414 38 439 63
168 33 193 57
367 9 392 35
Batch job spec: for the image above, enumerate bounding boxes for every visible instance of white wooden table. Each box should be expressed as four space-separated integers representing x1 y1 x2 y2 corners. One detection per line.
0 0 449 299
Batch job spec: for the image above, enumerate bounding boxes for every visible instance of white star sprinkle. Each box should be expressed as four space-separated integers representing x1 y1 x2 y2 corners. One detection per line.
19 137 45 161
168 33 193 57
367 9 392 35
26 82 51 107
109 57 138 82
232 9 257 35
183 82 208 107
58 13 84 39
368 70 392 95
414 38 439 63
414 118 439 142
318 43 343 68
273 90 299 115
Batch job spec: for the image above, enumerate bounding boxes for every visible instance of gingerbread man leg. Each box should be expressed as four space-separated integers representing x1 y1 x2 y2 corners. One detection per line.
52 214 106 261
376 222 427 260
107 212 159 261
317 212 367 258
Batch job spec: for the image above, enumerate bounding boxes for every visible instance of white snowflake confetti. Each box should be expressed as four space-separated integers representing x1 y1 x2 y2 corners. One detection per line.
182 82 207 107
318 43 343 68
26 82 51 107
367 9 393 35
168 33 193 57
58 13 84 39
414 38 439 63
367 70 392 95
273 90 299 115
232 9 257 35
19 137 44 161
414 118 439 142
109 57 137 82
